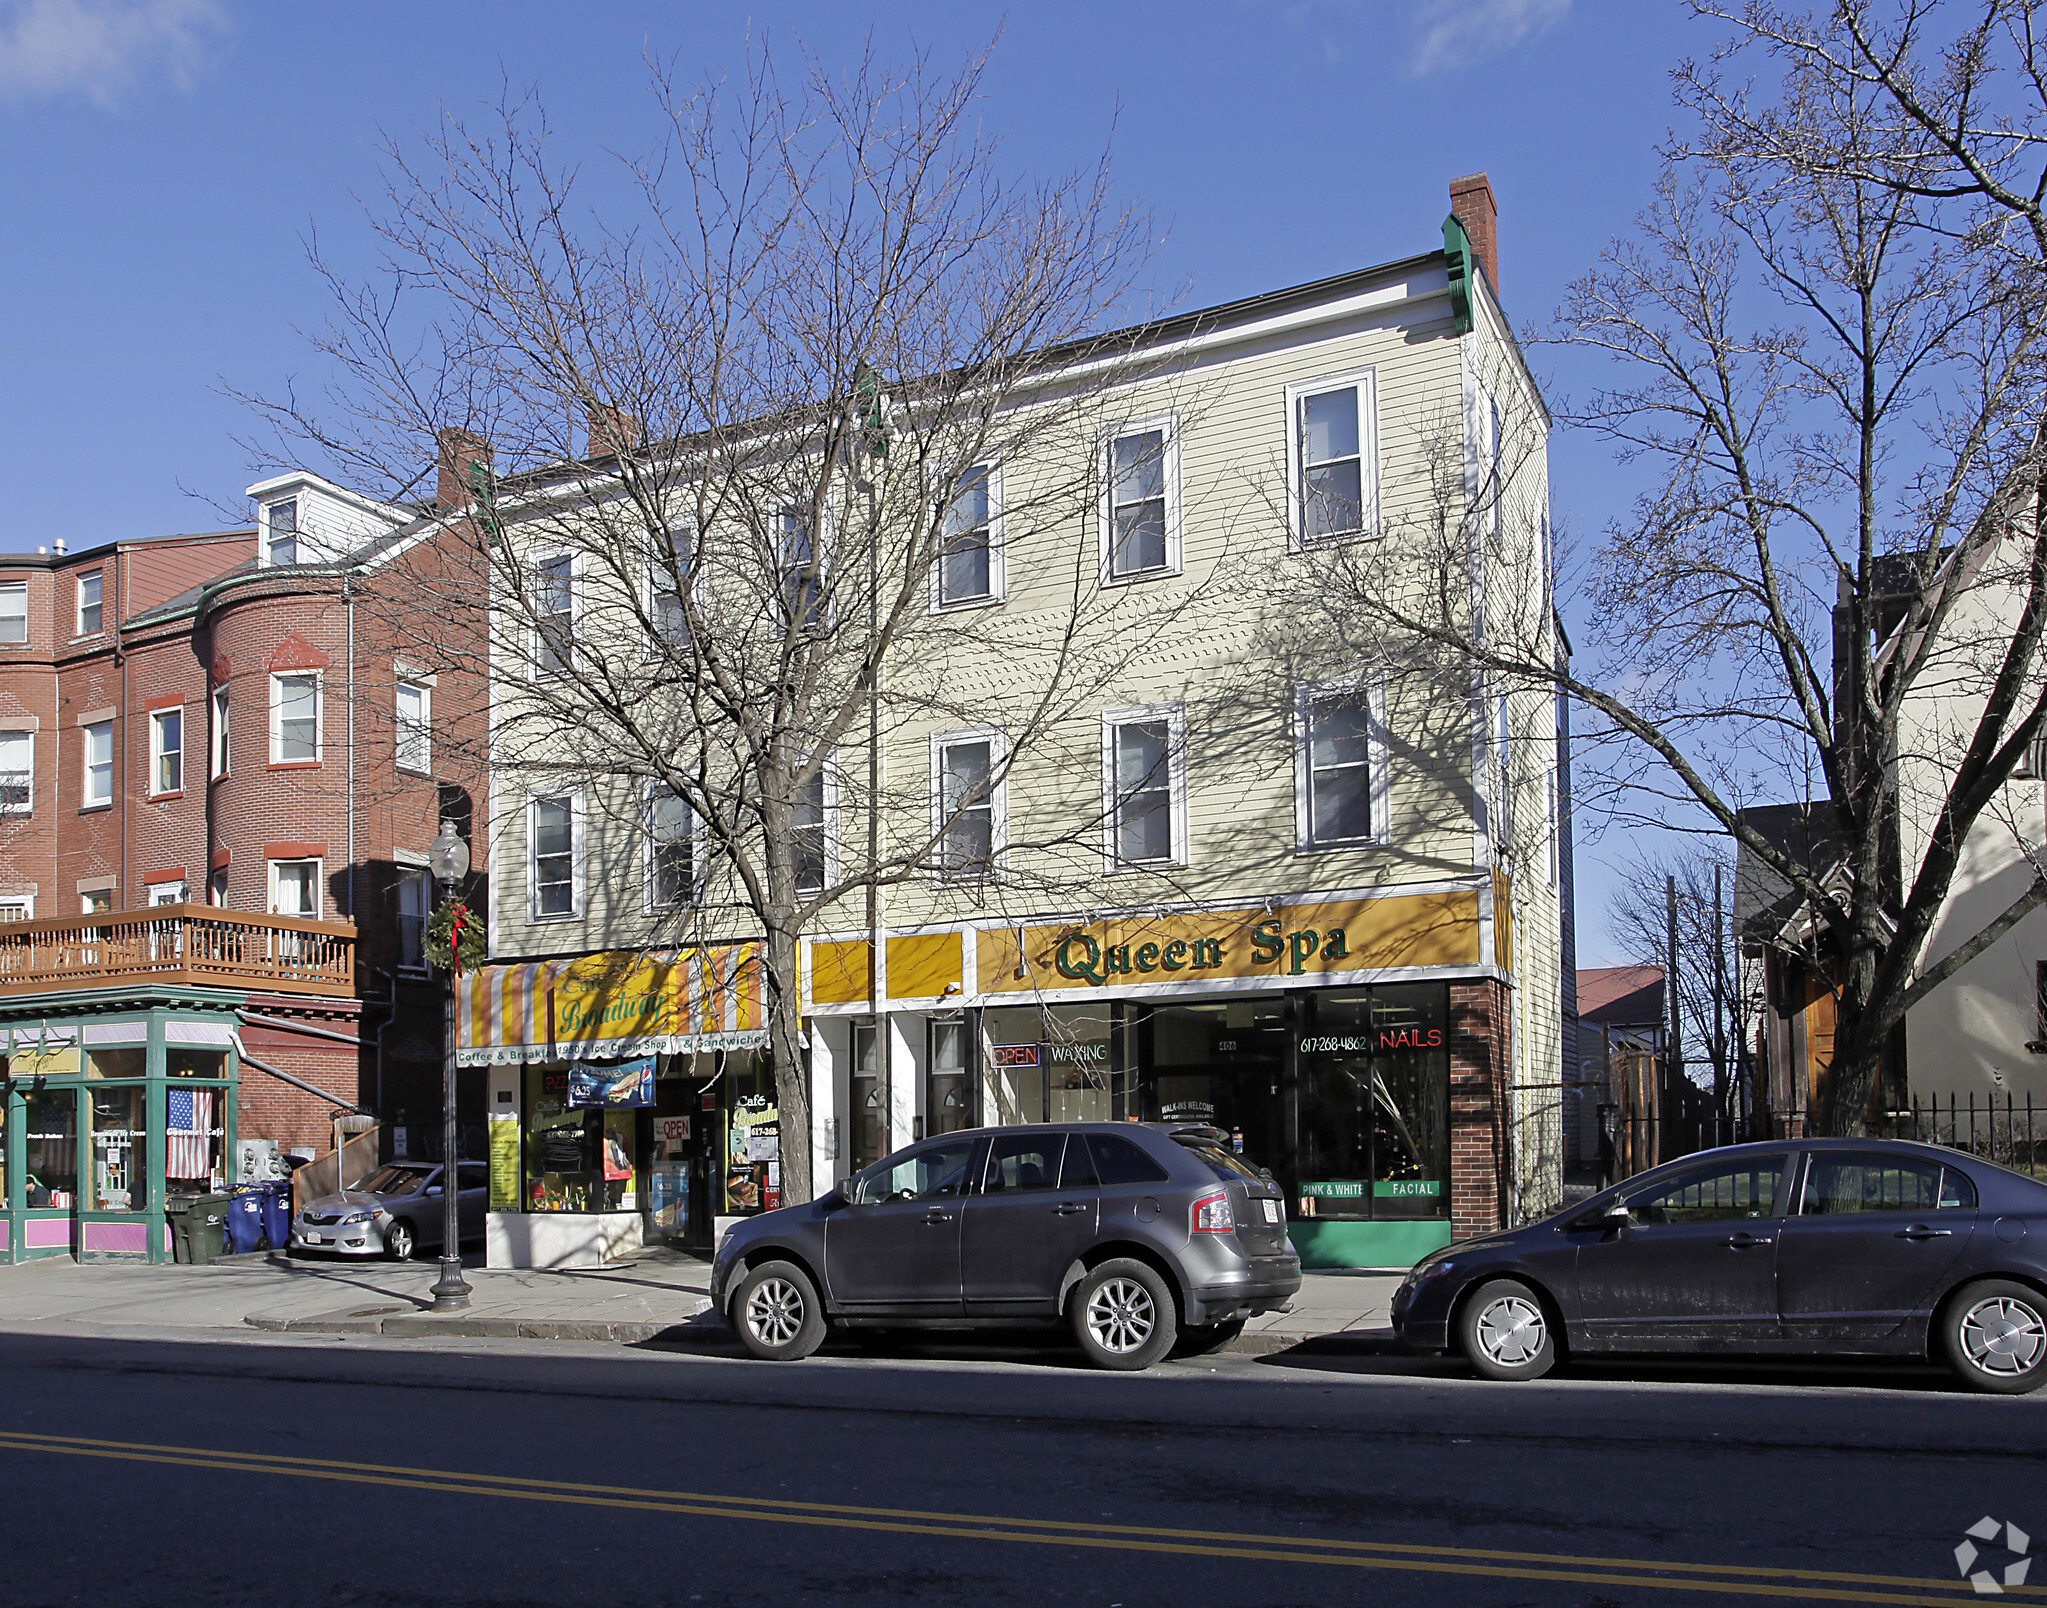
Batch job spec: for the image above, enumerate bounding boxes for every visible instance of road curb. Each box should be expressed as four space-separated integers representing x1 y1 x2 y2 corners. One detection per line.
244 1309 720 1344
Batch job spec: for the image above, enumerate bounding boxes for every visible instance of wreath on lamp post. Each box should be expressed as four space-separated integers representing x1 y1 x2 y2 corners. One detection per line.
425 898 487 975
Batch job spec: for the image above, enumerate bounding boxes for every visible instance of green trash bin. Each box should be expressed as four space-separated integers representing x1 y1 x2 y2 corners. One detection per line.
167 1193 232 1265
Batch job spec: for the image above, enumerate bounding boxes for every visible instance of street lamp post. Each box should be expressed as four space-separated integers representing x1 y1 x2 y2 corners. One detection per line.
427 819 472 1312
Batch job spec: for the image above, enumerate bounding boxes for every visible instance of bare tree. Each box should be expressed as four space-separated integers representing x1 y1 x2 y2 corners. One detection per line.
236 39 1191 1200
1260 3 2047 1136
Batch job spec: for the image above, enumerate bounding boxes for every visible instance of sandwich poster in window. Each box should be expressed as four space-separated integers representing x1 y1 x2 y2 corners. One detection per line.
566 1056 655 1109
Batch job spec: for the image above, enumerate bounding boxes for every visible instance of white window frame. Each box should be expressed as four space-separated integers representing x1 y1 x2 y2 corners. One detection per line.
0 581 26 646
1286 368 1381 548
149 707 184 796
643 781 701 912
0 728 32 815
396 867 431 973
0 896 35 921
395 680 432 775
1100 703 1188 871
210 687 230 779
81 719 113 807
269 671 322 765
263 497 300 567
208 868 228 906
777 506 832 630
529 550 578 679
149 881 187 906
790 757 838 899
644 524 696 654
268 858 322 918
1292 679 1391 852
76 570 104 637
1099 416 1182 584
932 463 1005 611
526 790 584 923
929 726 1008 881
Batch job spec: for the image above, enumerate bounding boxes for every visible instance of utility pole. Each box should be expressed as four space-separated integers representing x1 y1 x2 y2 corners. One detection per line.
1666 872 1681 1164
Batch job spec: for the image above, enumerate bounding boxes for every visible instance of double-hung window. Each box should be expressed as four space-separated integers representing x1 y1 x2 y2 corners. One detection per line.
934 731 1002 878
529 794 578 919
646 786 695 909
1103 706 1185 868
938 465 1000 607
265 498 299 566
1105 423 1177 580
0 581 26 645
271 673 319 763
532 554 574 677
270 859 319 917
397 868 430 971
395 681 431 774
1494 694 1514 844
77 571 103 637
779 509 825 629
150 708 183 794
1296 685 1385 849
82 719 112 807
0 729 31 813
1290 371 1377 544
210 687 230 778
792 765 829 896
648 527 692 649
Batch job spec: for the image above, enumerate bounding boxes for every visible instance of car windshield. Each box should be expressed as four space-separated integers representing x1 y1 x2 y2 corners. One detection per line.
1180 1141 1267 1185
356 1165 433 1196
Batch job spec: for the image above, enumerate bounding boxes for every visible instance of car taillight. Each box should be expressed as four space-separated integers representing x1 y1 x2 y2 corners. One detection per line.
1192 1190 1235 1233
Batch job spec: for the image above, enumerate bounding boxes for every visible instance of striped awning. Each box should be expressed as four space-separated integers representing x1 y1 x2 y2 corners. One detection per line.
455 945 768 1067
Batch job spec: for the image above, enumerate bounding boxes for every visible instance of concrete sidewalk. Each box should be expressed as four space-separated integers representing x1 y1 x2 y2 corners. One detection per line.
0 1251 1399 1353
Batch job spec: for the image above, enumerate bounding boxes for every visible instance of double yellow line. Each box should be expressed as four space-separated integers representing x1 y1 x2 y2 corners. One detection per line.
0 1428 2026 1605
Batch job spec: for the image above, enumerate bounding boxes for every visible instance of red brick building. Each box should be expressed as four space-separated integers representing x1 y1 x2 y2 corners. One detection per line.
0 469 487 1262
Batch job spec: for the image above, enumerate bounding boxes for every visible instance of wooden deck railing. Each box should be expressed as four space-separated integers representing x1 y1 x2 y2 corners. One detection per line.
0 903 356 999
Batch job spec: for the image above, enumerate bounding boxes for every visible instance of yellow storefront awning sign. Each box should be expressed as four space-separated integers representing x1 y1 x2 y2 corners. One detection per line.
456 945 769 1067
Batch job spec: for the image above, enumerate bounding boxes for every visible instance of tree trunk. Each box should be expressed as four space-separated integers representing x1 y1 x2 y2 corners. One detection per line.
765 923 812 1204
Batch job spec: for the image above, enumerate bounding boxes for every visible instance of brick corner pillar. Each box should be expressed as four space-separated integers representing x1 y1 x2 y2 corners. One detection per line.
1448 977 1512 1240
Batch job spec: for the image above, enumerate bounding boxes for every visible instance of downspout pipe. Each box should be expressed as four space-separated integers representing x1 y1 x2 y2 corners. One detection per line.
237 1046 371 1115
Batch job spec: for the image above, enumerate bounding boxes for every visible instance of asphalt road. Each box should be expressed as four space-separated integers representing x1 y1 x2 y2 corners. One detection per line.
0 1322 2039 1608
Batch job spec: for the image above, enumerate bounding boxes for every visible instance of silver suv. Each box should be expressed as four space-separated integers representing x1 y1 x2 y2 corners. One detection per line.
710 1122 1302 1370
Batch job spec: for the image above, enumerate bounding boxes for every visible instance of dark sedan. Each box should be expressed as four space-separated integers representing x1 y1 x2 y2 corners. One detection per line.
711 1122 1302 1370
1392 1137 2047 1392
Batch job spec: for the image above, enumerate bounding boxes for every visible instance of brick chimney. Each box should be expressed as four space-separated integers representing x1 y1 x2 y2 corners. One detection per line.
436 428 493 511
585 404 643 460
1450 173 1500 298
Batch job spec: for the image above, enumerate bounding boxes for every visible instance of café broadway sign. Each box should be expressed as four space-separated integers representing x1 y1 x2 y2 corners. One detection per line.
975 890 1483 995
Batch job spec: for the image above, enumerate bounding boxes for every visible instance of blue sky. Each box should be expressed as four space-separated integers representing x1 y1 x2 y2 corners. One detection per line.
0 0 1702 964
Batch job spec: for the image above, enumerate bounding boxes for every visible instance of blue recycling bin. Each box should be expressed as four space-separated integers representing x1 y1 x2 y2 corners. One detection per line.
226 1186 267 1254
258 1180 292 1250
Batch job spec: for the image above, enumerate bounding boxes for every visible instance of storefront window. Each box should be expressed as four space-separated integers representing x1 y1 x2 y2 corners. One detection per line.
983 1002 1114 1125
88 1086 148 1212
723 1053 780 1214
86 1047 145 1079
25 1089 76 1207
1137 995 1289 1170
168 1048 229 1078
165 1082 224 1189
522 1065 636 1213
926 1016 973 1135
1296 984 1449 1222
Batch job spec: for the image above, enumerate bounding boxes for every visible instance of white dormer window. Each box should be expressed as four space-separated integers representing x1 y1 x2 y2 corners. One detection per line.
265 499 299 567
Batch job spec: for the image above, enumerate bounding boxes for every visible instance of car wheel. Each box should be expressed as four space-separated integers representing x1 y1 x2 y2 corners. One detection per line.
1457 1279 1557 1381
1071 1259 1178 1371
1940 1280 2047 1394
1173 1318 1246 1359
731 1260 828 1361
382 1220 417 1261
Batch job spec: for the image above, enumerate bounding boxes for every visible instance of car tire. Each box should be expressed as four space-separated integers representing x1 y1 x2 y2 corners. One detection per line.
1071 1259 1178 1371
383 1220 417 1262
1456 1278 1557 1381
1173 1318 1247 1358
1939 1280 2047 1394
731 1260 828 1361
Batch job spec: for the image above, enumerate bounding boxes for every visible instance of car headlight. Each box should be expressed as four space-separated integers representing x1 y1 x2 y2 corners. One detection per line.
340 1210 374 1225
1408 1259 1456 1286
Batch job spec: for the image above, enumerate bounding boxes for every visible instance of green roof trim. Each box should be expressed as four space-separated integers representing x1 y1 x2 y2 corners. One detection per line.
1442 213 1475 336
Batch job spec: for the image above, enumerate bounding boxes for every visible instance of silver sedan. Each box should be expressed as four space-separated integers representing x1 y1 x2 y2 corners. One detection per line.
290 1161 488 1259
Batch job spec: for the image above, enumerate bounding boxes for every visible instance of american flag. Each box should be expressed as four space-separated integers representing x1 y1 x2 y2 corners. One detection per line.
166 1087 215 1180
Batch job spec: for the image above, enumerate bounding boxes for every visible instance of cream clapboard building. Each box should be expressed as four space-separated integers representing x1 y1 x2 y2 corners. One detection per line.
464 174 1569 1270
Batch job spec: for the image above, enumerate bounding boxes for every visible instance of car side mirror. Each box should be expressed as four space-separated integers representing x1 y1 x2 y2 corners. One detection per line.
425 1185 443 1196
820 1187 848 1211
1576 1204 1627 1231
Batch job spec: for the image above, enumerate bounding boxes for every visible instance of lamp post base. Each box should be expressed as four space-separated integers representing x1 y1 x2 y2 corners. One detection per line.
430 1255 472 1311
